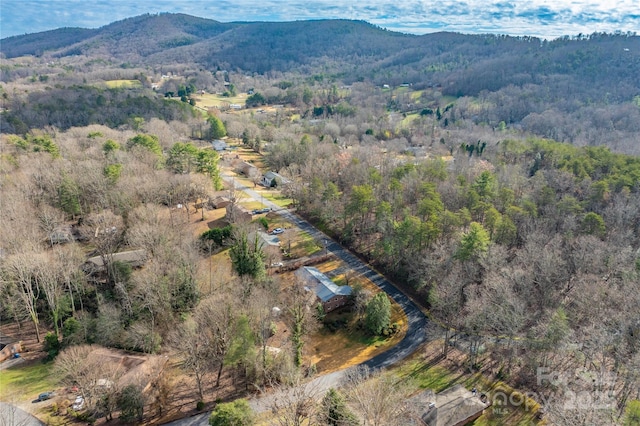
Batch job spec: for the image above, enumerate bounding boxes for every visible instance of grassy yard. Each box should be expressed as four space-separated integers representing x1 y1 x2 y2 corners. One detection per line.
440 95 458 105
285 230 322 258
309 314 406 374
233 147 266 169
104 79 142 89
410 90 424 100
259 190 293 208
0 362 58 401
308 259 408 373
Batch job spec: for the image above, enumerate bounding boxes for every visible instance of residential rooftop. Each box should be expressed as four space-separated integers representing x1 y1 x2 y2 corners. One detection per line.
302 266 352 302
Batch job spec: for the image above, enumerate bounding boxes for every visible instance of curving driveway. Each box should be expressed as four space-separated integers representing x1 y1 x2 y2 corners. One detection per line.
161 176 429 424
228 179 429 400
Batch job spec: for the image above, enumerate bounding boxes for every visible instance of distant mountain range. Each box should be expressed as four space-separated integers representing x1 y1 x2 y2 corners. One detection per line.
2 13 639 152
3 14 638 94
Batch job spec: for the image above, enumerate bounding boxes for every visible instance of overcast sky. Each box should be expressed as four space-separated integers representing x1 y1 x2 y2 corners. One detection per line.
1 0 638 39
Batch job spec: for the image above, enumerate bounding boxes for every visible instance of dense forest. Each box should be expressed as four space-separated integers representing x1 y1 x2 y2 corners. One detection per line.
1 13 640 426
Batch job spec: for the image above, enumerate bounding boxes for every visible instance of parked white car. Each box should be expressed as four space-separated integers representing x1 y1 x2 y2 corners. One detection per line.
72 396 85 411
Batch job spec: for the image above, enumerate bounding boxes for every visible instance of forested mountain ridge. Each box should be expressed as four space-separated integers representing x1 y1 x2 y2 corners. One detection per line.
0 27 98 58
1 13 236 59
2 14 639 152
3 14 638 93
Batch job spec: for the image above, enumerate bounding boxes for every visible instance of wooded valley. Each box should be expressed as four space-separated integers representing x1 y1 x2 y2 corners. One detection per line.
1 13 639 426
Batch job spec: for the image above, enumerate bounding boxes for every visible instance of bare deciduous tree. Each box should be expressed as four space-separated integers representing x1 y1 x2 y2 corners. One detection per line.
344 366 412 426
197 294 237 387
1 251 43 342
268 372 322 426
55 345 125 416
79 210 125 284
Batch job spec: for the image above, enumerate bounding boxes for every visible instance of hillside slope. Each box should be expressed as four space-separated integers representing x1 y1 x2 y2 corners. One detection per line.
2 14 638 100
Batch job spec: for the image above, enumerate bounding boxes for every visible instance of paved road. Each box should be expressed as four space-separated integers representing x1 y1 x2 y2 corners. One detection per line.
162 177 429 424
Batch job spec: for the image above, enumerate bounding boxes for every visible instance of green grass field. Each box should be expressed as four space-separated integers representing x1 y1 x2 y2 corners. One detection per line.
0 362 57 400
400 112 419 127
104 79 142 89
290 230 322 257
193 93 248 109
259 190 292 208
410 90 424 100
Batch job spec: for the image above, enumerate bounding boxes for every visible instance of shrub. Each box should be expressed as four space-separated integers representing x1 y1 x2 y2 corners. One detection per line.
209 399 254 426
117 385 144 423
43 332 61 361
201 225 233 247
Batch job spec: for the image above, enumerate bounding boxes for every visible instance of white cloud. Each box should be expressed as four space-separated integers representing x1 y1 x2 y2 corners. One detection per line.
1 0 638 39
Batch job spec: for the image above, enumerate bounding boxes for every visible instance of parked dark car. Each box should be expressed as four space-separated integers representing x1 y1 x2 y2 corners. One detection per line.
36 391 54 402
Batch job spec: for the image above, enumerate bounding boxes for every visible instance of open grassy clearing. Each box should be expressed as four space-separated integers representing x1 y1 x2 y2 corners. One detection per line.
394 86 411 94
440 95 458 105
233 147 266 169
309 300 406 373
256 189 292 208
192 92 248 109
104 79 142 88
400 112 419 127
286 229 322 258
221 172 257 193
203 205 227 223
410 90 424 100
0 362 57 400
241 199 270 211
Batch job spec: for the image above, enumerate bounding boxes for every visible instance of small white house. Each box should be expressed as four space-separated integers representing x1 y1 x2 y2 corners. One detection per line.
212 140 227 151
262 171 289 188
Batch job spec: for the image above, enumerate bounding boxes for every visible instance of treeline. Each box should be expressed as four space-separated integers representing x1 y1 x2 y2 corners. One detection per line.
4 15 637 104
1 85 197 134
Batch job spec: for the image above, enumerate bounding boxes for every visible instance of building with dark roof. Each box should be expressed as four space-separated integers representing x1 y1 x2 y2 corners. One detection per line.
409 384 491 426
84 249 148 272
296 266 352 312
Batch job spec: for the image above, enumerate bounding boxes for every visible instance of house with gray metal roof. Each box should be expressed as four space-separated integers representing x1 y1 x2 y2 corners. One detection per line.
85 249 147 271
296 266 352 312
211 140 228 151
